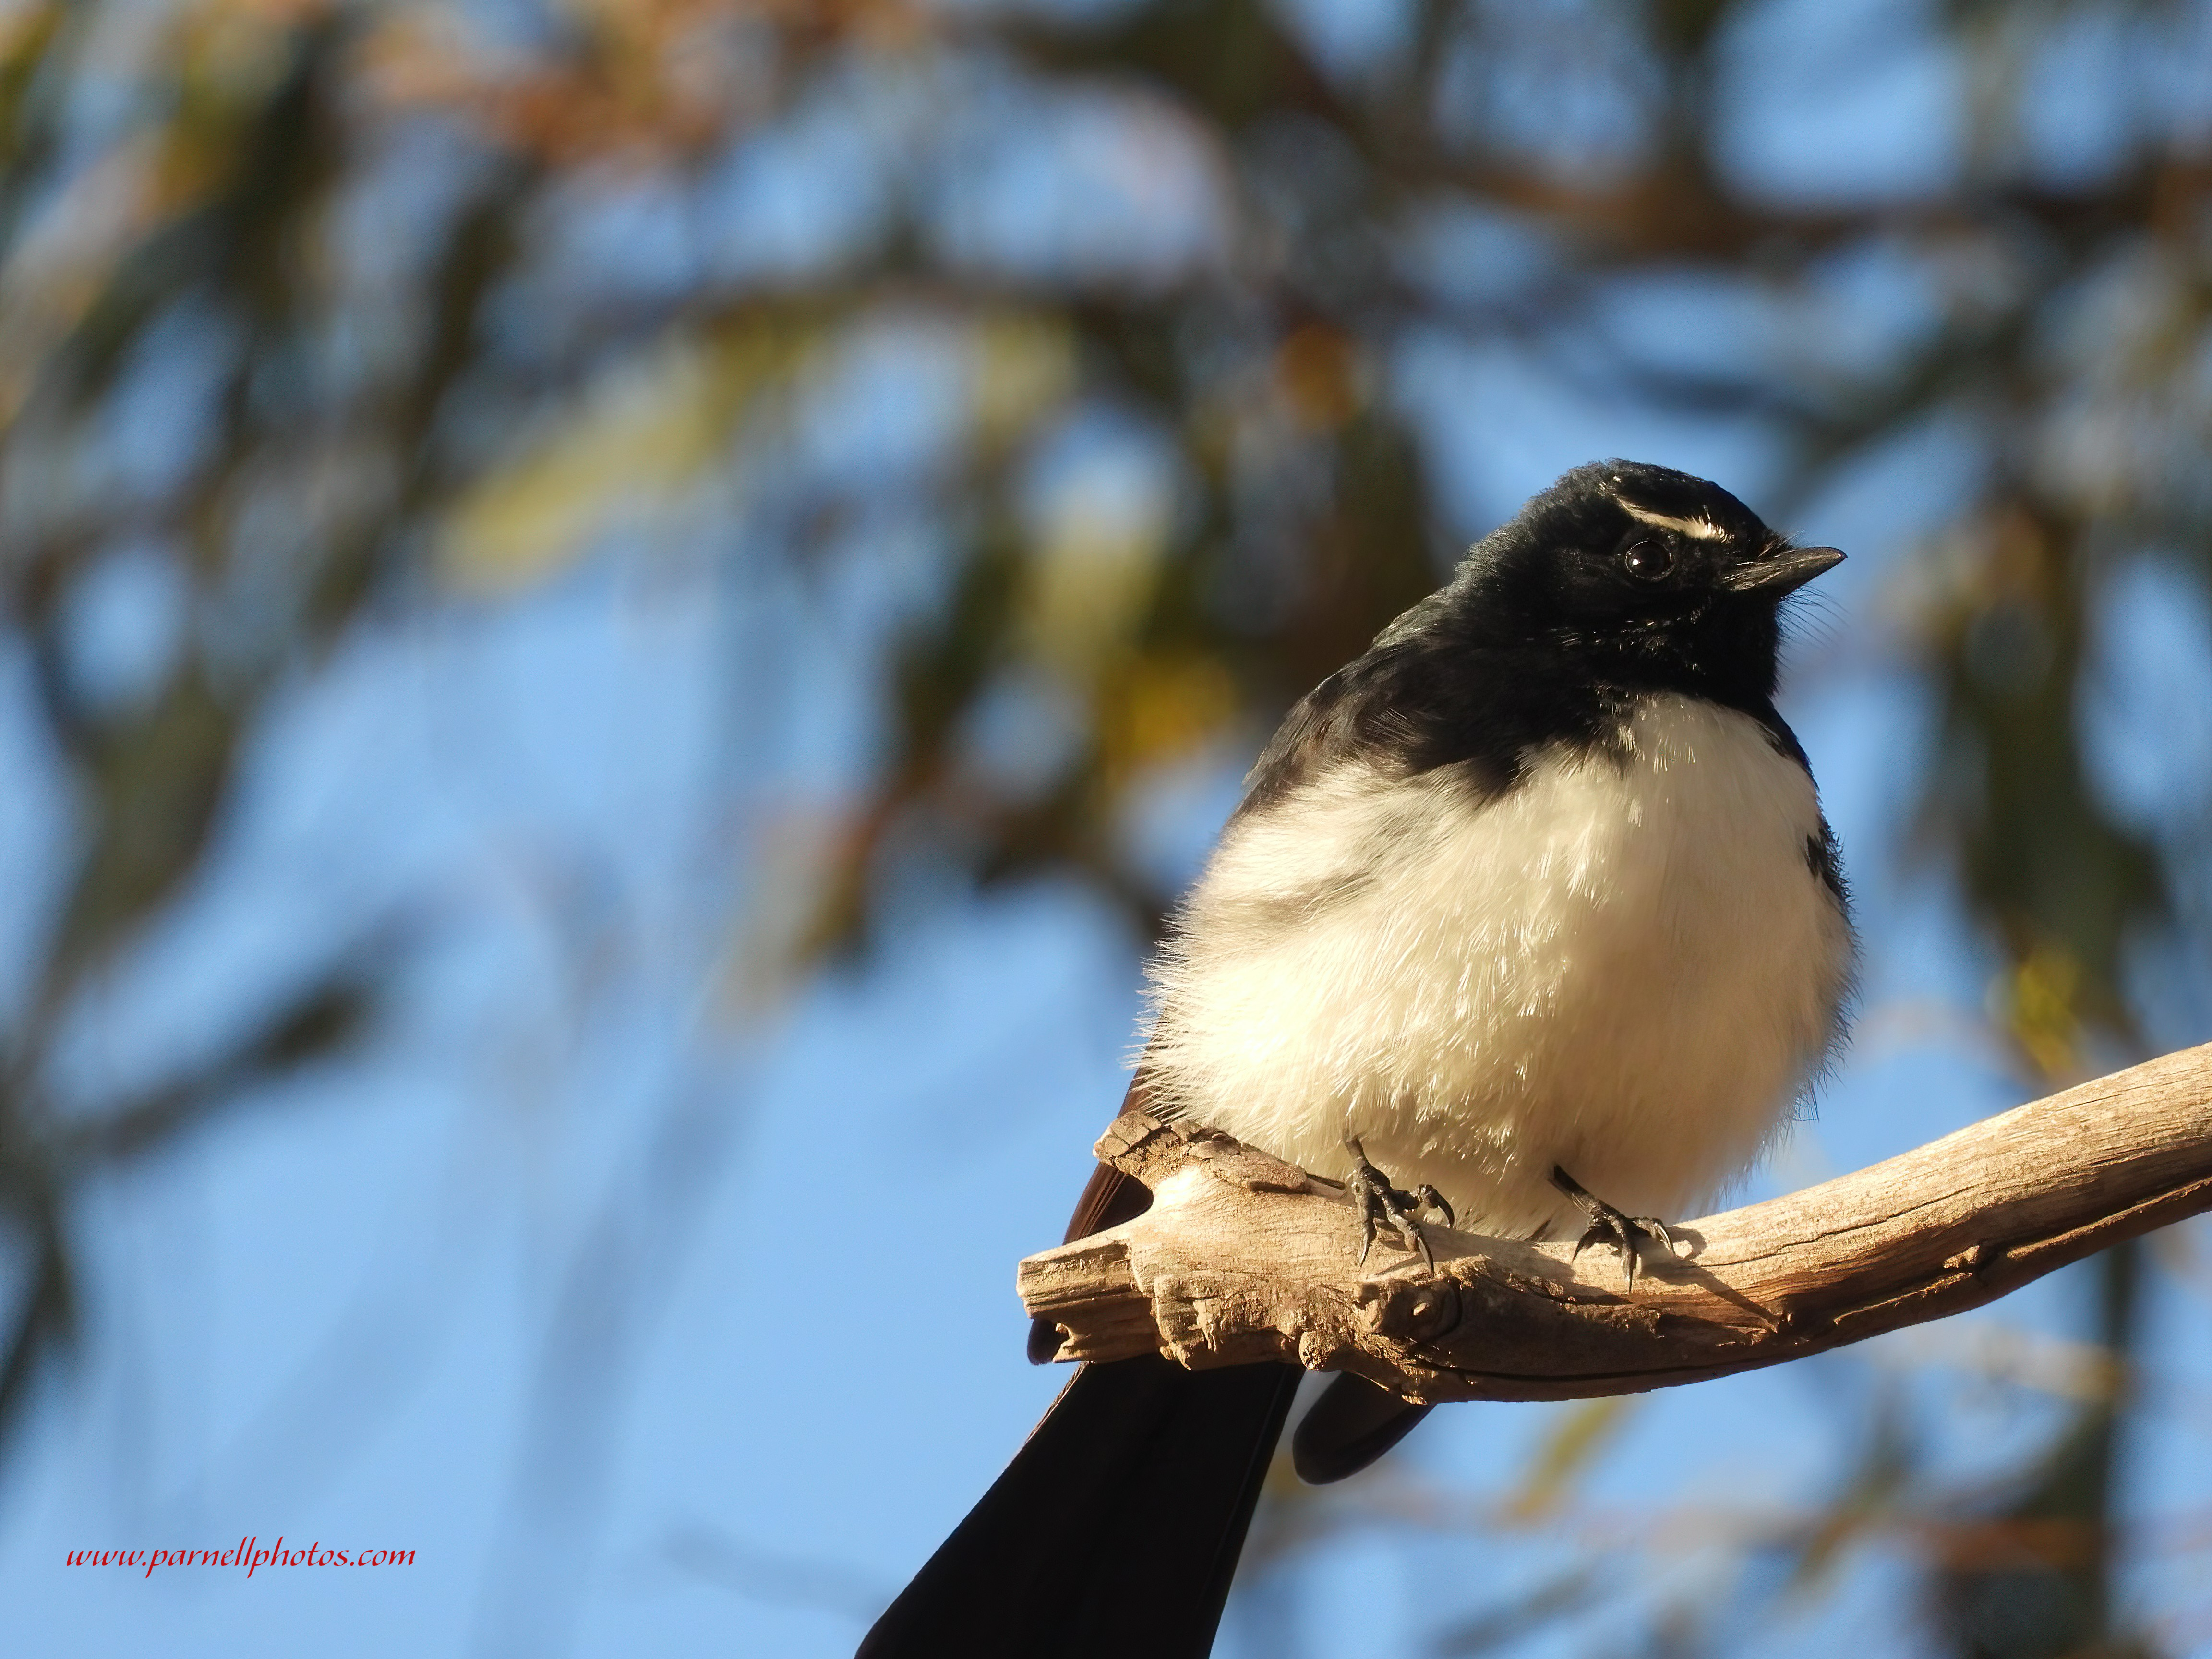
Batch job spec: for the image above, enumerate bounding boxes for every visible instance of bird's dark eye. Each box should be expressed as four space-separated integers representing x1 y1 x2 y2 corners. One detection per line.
1622 541 1674 582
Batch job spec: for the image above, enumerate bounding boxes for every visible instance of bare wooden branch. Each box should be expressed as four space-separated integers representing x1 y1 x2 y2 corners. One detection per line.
1017 1043 2212 1404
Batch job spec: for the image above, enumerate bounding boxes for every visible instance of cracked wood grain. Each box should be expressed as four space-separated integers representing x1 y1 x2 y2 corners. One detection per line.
1015 1043 2212 1404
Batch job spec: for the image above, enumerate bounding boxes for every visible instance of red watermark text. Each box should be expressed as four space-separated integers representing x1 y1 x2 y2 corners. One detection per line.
66 1536 415 1578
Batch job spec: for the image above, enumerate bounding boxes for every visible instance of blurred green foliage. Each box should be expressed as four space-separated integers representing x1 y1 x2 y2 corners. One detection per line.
0 0 2207 1653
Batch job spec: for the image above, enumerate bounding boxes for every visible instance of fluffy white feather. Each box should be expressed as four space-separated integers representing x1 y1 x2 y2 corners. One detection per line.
1141 692 1852 1238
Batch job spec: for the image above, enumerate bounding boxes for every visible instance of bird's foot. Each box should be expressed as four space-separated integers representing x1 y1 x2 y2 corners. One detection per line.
1346 1140 1455 1269
1550 1165 1675 1288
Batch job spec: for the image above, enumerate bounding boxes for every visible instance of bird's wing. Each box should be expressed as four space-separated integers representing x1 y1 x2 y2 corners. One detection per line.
1039 640 1421 1272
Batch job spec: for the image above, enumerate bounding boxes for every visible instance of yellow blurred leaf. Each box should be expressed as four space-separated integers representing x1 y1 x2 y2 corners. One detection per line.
1098 650 1238 781
1991 941 2085 1084
1506 1395 1633 1522
440 324 804 592
968 312 1075 452
1020 464 1169 680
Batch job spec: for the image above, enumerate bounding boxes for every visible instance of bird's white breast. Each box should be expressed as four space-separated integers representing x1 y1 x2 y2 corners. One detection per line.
1141 693 1852 1238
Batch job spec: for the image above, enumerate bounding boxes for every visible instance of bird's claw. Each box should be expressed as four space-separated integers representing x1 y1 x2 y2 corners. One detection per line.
1346 1140 1453 1269
1551 1165 1675 1288
1414 1184 1455 1229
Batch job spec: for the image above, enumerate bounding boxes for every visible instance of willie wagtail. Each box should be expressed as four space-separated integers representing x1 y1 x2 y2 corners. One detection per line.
859 459 1855 1659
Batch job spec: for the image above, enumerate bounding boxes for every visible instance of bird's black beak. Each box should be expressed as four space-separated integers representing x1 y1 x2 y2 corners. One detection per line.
1722 545 1845 595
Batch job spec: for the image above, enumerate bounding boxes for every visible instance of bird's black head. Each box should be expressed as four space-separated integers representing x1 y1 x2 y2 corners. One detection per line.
1433 459 1843 709
1234 461 1844 808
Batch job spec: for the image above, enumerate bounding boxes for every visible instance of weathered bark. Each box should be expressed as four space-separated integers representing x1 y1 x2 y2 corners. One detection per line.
1016 1043 2212 1404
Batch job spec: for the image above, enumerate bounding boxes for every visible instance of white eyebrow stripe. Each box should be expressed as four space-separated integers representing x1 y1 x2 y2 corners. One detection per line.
1619 501 1728 540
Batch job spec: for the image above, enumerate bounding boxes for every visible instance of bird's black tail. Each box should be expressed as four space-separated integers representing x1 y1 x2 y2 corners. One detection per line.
857 1355 1302 1659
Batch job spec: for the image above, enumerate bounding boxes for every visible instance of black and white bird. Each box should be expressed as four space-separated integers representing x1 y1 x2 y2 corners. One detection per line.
859 460 1855 1659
